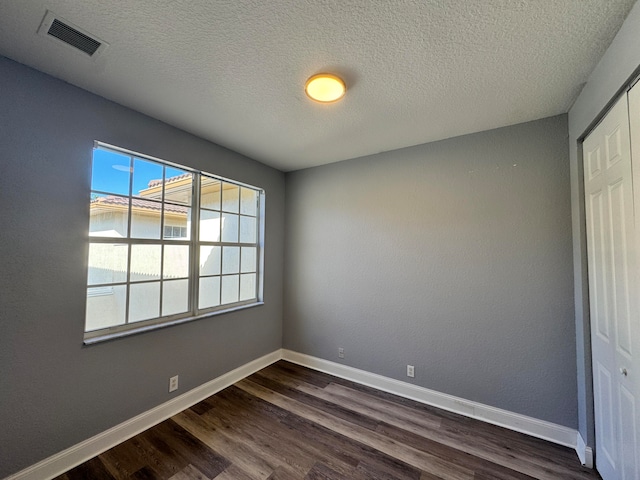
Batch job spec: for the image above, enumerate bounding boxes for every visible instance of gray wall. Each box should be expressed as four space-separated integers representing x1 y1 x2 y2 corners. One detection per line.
284 115 577 427
0 57 285 478
9 5 640 466
568 1 640 447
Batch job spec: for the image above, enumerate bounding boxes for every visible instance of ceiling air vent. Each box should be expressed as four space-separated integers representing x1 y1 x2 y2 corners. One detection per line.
38 11 109 58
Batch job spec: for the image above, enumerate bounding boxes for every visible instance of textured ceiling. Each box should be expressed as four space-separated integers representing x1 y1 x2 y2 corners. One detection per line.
0 1 636 171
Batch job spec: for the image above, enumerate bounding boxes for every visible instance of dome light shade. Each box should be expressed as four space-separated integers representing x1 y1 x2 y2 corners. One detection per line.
305 74 346 103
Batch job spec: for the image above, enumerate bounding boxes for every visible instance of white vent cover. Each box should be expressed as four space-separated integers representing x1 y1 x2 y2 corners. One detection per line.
37 10 108 58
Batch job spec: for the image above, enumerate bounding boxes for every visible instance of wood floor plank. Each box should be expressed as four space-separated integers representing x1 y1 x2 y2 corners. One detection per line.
438 414 581 465
143 420 230 479
220 380 420 479
211 464 257 480
300 381 570 479
303 462 349 480
290 372 592 480
172 409 278 480
53 361 600 480
206 387 363 478
264 362 332 388
387 413 592 480
375 421 538 480
265 466 307 480
260 366 442 426
130 432 187 478
58 456 115 480
130 466 160 479
235 378 476 480
167 464 210 480
278 405 423 480
281 363 474 422
420 471 448 480
211 386 361 476
297 381 442 431
208 385 401 480
196 392 317 476
99 436 154 479
249 371 381 430
355 459 423 480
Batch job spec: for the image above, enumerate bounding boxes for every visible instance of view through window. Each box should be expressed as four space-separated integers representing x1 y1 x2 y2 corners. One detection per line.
85 143 263 340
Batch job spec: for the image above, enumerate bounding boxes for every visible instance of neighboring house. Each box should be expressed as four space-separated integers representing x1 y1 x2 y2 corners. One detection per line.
86 174 252 331
90 173 194 239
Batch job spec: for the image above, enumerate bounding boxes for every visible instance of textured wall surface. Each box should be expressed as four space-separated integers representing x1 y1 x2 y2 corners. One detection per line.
284 115 577 427
0 57 284 479
568 0 640 447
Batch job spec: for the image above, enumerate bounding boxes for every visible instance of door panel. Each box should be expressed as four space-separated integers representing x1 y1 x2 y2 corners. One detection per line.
596 363 616 468
608 179 632 357
588 190 610 341
606 126 623 167
619 385 638 478
588 145 602 180
584 92 639 480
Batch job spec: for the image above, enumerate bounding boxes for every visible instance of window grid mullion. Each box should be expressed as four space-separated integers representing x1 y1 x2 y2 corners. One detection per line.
256 192 262 300
219 244 223 308
158 166 166 318
88 280 127 289
124 154 135 325
219 186 225 308
197 241 257 247
89 237 190 246
236 191 241 302
87 144 263 339
191 173 202 315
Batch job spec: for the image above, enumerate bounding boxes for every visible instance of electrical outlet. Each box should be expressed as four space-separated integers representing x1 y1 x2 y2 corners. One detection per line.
407 365 415 378
169 375 179 393
338 347 345 359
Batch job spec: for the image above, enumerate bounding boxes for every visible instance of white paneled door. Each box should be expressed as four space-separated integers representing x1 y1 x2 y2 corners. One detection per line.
583 90 640 480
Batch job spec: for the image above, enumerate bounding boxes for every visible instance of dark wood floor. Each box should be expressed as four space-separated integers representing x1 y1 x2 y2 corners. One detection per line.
56 361 600 480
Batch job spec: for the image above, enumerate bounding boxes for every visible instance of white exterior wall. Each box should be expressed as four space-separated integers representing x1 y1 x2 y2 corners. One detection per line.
86 210 191 330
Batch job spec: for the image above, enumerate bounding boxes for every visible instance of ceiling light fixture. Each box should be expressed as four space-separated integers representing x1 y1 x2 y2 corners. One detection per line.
305 74 346 103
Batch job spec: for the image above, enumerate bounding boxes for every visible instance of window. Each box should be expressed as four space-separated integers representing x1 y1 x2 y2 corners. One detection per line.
85 143 263 341
164 225 188 239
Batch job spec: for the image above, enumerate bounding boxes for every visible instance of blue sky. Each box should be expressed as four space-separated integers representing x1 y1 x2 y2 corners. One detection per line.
91 147 187 196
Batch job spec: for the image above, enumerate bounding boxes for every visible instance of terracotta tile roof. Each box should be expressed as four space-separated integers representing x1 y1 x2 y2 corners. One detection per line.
91 195 188 214
147 172 192 188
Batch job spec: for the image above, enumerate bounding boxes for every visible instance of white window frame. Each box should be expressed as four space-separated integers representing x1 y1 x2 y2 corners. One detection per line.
84 142 264 344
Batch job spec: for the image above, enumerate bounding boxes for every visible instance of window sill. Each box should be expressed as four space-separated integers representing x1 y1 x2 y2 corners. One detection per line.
83 301 264 345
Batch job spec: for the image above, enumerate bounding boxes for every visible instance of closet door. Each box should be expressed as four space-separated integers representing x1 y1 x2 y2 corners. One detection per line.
583 93 639 480
625 80 640 479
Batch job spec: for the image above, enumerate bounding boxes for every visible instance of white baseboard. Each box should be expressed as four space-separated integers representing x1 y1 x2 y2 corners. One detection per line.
4 350 282 480
576 432 594 468
6 348 594 479
282 350 582 453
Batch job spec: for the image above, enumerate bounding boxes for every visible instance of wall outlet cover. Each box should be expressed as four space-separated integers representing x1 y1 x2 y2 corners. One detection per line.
169 375 179 392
